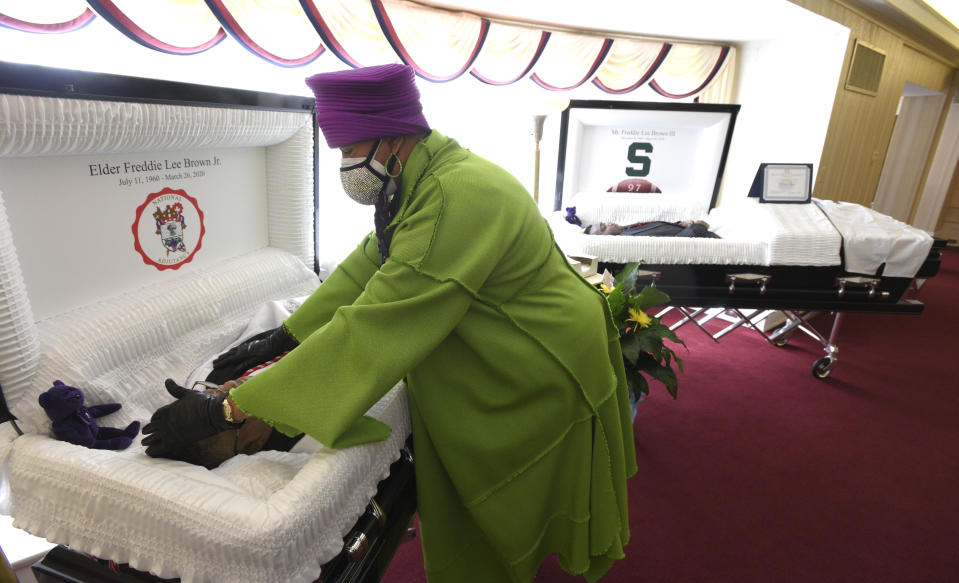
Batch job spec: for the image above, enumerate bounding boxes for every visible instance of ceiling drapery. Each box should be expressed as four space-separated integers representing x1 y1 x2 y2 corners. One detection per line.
371 0 488 82
206 0 324 65
469 25 549 86
0 0 734 99
649 44 731 99
529 32 612 91
0 0 95 33
87 0 225 55
593 39 671 94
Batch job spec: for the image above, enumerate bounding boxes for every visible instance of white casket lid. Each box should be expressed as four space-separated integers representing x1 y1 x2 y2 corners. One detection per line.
0 61 318 423
553 99 739 218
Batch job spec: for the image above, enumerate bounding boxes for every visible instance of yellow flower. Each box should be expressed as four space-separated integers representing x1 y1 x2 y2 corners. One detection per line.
627 307 652 328
600 283 615 295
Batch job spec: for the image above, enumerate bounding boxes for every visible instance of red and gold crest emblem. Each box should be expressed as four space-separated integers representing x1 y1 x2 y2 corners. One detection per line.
132 187 205 270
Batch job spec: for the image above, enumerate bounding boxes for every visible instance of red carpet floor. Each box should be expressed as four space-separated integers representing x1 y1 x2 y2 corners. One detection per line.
383 250 959 583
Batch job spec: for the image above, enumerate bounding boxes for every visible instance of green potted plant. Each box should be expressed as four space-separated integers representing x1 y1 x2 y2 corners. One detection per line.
600 263 686 406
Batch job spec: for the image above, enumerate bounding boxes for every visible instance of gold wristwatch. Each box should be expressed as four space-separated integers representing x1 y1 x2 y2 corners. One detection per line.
222 396 237 423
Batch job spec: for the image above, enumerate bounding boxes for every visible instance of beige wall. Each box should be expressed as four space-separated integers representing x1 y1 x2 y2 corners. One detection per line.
789 0 958 216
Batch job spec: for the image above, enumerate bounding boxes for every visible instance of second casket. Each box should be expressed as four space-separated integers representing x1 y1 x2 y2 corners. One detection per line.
548 99 938 312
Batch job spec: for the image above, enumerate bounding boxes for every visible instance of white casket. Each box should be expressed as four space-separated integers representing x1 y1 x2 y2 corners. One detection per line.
0 61 414 583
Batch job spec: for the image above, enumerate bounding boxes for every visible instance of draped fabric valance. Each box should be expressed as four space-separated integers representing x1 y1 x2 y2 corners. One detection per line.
0 0 733 99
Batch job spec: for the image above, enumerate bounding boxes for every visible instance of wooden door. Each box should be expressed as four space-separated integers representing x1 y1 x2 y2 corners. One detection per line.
872 92 946 221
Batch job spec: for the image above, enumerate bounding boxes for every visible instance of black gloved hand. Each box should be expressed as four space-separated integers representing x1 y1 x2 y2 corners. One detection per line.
205 325 298 385
142 379 242 458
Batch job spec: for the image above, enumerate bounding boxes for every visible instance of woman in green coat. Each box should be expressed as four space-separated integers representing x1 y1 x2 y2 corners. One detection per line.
144 64 636 583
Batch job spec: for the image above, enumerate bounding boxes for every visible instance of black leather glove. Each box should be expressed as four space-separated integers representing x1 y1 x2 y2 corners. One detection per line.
142 379 242 458
205 325 298 385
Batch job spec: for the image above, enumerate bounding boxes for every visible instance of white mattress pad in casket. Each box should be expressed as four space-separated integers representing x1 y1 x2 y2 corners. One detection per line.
550 196 842 267
2 247 413 583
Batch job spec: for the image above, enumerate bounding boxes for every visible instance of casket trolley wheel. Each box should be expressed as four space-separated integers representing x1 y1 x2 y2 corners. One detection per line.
812 356 834 379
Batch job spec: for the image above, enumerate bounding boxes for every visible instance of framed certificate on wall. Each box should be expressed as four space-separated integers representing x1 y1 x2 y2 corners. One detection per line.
747 163 813 203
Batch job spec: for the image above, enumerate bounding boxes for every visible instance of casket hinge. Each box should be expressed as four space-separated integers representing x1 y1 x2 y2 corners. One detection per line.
835 276 882 299
726 273 770 295
369 498 386 526
346 533 369 561
345 499 387 561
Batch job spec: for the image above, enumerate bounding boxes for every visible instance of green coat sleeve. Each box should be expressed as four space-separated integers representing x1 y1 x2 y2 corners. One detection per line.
230 258 472 449
283 232 381 341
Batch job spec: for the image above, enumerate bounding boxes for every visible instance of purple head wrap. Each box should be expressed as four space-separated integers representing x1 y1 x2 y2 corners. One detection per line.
305 64 430 148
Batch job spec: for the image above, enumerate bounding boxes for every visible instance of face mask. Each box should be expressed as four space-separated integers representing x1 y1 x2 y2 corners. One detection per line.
340 139 397 205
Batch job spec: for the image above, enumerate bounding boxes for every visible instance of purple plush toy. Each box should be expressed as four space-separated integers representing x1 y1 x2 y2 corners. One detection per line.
38 380 140 450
